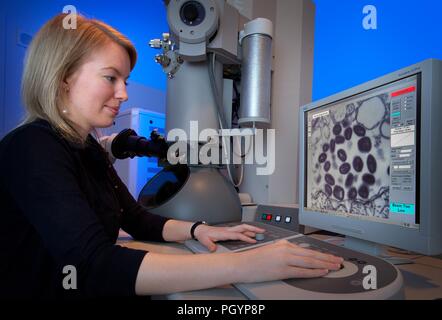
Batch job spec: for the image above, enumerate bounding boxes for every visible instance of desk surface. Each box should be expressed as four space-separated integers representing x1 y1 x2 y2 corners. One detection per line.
117 233 442 300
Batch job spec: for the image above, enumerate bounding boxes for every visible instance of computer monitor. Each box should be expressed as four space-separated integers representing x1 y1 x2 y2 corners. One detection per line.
299 59 442 256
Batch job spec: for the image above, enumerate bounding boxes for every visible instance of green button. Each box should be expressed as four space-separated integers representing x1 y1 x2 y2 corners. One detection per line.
390 202 415 215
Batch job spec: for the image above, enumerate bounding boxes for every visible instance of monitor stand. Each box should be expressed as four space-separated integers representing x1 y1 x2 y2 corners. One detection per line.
344 236 414 265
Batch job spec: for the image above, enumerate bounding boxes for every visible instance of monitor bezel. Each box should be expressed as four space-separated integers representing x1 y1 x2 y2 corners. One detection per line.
303 73 421 228
299 59 442 255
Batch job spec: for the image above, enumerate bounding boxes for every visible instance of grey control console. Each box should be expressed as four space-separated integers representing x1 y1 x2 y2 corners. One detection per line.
233 236 404 299
184 205 404 299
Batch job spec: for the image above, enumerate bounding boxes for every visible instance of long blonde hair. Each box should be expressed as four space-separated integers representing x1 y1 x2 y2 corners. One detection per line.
21 13 137 144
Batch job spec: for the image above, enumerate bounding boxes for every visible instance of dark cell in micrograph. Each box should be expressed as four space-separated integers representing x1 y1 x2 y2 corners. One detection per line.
312 118 319 128
345 173 354 188
335 135 345 144
367 154 377 173
318 153 327 163
323 143 330 153
342 118 350 128
337 149 347 162
324 161 331 172
353 124 366 137
387 166 390 176
333 185 345 201
339 163 351 175
348 187 357 200
316 175 322 184
324 184 333 197
330 139 336 153
346 103 355 114
358 137 372 153
362 173 375 185
325 173 335 186
358 185 369 199
344 127 353 140
315 163 319 169
353 156 364 172
333 124 342 136
374 136 382 148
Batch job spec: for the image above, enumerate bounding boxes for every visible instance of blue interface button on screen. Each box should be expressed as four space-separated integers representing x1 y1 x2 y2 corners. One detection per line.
390 202 415 215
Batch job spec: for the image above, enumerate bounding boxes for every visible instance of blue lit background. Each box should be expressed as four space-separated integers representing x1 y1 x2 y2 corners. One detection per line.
0 0 168 90
312 0 442 100
1 0 442 136
0 0 169 136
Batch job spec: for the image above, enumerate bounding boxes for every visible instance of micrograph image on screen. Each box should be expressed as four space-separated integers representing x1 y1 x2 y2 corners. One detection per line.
305 87 393 220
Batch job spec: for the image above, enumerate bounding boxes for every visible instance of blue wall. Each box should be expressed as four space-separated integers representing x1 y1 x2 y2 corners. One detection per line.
312 0 442 101
0 0 168 137
2 0 442 135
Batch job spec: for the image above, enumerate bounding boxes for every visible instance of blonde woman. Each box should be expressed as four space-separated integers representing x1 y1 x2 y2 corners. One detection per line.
0 14 343 299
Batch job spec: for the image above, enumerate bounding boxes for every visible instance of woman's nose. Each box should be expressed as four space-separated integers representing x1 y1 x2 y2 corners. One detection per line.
116 82 128 102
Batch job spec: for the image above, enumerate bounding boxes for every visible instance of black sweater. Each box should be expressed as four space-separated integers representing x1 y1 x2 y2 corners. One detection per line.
0 119 170 299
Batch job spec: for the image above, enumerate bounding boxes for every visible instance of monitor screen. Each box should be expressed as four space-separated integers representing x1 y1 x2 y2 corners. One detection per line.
304 74 420 230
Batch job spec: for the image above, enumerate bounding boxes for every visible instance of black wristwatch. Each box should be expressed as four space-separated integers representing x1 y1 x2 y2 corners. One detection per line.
190 221 207 240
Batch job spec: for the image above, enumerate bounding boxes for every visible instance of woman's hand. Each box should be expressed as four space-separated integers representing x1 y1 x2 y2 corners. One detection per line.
194 224 265 252
238 239 344 282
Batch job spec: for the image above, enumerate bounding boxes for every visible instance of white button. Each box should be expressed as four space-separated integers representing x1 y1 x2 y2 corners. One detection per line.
285 216 291 223
323 261 358 279
275 215 281 222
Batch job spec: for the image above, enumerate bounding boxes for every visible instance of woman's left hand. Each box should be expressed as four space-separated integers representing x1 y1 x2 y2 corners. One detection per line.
193 224 266 252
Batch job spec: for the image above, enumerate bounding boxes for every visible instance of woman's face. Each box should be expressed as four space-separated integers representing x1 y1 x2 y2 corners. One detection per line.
64 41 131 137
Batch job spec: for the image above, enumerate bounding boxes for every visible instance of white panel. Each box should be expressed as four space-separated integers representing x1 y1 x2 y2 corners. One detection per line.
238 0 315 206
103 108 165 199
227 0 254 19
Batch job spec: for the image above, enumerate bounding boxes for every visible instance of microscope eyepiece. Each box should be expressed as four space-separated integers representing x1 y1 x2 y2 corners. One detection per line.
110 129 169 160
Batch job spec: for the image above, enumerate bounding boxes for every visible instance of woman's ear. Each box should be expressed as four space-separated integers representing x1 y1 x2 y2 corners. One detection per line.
62 79 70 93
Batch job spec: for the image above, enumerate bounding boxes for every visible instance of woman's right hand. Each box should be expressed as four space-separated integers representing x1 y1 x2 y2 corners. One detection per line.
238 239 344 283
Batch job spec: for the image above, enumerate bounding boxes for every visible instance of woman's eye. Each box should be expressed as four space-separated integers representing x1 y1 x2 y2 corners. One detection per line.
105 76 129 86
105 76 116 83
